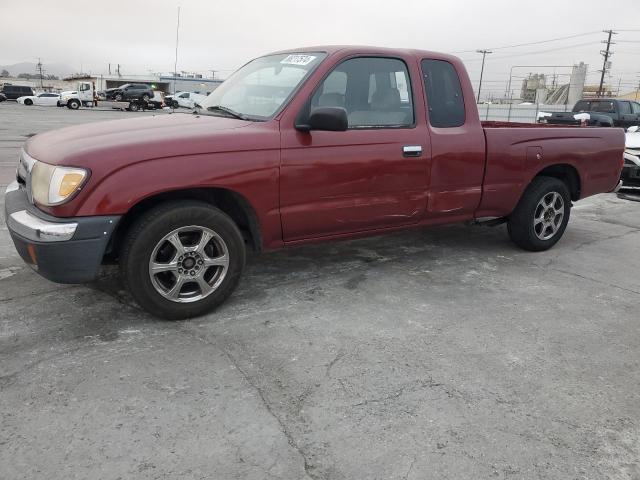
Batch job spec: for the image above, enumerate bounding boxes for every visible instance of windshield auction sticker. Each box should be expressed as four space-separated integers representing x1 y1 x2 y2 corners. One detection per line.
280 54 317 66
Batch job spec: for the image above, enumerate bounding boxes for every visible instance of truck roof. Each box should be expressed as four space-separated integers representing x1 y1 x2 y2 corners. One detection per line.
268 45 461 63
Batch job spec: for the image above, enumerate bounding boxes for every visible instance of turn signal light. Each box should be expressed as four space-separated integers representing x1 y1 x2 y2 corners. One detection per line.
59 173 85 197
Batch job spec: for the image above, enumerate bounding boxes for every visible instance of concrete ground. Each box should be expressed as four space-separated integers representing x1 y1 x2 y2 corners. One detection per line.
1 102 639 480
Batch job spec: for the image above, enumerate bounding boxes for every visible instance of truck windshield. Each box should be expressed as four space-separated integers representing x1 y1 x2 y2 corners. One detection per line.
199 52 326 120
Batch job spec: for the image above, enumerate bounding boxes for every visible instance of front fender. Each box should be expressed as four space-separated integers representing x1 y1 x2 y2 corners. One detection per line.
73 151 283 249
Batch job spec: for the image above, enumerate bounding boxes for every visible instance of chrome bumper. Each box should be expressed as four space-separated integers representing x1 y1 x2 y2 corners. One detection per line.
5 181 77 242
613 180 623 193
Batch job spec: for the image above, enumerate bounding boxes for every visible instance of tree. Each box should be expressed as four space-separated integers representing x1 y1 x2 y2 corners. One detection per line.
0 69 9 77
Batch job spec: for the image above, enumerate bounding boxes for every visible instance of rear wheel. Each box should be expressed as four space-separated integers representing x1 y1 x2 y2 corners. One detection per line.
141 93 150 101
120 201 246 319
128 102 140 112
507 176 571 251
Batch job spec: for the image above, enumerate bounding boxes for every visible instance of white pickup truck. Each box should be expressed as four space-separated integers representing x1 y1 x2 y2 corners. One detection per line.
165 91 207 109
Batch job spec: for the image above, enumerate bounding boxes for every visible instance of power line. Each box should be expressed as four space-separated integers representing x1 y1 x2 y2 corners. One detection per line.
452 30 601 54
459 41 601 62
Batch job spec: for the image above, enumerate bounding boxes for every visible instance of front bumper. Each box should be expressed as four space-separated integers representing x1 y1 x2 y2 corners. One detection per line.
622 152 640 187
5 182 121 284
621 165 640 187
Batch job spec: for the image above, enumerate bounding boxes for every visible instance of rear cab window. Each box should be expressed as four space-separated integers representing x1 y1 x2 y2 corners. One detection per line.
592 101 616 113
573 100 591 112
421 59 465 128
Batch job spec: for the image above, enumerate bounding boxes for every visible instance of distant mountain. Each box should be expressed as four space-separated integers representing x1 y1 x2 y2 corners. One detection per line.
0 62 76 78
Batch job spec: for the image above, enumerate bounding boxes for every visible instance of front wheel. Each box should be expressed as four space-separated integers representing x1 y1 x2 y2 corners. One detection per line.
24 99 33 106
115 93 123 101
507 176 571 251
120 201 246 319
67 99 80 109
128 102 140 112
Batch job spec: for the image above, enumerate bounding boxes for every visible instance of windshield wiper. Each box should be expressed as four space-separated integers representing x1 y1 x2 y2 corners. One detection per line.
206 105 249 120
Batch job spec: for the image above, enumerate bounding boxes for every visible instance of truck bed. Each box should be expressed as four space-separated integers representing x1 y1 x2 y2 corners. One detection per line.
476 124 624 218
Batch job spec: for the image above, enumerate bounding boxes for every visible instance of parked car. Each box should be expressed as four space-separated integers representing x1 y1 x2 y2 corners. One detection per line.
17 92 61 106
0 84 35 100
166 91 207 109
622 126 640 187
4 46 625 319
0 92 6 102
542 98 640 128
111 83 154 102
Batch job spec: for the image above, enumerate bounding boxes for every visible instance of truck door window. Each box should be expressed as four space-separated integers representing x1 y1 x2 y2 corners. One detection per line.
618 101 632 114
310 57 414 128
421 59 465 128
632 102 640 115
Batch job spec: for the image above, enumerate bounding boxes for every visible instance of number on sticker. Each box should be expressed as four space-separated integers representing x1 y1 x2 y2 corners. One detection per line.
280 55 317 66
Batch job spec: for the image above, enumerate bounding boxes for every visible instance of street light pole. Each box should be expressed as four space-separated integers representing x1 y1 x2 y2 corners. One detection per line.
173 6 181 98
476 49 492 103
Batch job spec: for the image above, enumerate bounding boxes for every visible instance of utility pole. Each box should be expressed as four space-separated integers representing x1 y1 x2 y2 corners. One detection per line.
209 70 217 80
597 29 616 97
476 49 492 103
36 58 44 89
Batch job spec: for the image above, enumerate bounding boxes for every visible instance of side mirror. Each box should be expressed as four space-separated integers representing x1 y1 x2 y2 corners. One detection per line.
297 107 348 132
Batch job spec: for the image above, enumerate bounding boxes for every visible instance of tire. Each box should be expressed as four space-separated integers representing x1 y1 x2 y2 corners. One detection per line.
120 200 246 320
507 176 571 252
129 102 139 112
68 99 80 110
115 93 123 101
24 98 33 106
141 94 150 101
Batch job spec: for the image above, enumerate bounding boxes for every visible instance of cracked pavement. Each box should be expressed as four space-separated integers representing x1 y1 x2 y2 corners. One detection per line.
1 103 639 479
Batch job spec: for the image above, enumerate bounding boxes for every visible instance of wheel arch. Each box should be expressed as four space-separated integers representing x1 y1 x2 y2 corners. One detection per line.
532 163 581 201
106 187 262 262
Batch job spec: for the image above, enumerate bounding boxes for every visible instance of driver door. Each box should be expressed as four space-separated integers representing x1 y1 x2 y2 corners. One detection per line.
280 56 430 241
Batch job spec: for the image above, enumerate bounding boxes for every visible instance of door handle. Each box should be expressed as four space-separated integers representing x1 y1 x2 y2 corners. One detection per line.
403 145 422 157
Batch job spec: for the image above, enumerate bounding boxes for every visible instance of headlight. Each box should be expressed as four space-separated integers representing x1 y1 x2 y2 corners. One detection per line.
31 161 88 206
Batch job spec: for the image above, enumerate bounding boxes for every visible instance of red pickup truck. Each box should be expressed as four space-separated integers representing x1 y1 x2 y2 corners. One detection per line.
5 46 624 319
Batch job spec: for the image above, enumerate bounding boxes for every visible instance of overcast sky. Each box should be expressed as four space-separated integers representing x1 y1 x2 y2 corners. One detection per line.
2 0 639 97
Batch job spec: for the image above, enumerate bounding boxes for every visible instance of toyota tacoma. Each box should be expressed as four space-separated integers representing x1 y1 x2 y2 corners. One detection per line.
5 46 625 319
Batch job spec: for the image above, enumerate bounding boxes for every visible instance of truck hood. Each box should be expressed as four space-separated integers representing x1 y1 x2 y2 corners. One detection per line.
25 113 262 171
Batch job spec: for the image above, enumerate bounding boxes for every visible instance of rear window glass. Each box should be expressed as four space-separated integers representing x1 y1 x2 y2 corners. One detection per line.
421 59 465 128
592 101 615 113
573 100 591 112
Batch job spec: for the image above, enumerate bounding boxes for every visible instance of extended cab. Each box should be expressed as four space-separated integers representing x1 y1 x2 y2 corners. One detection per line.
4 46 625 319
